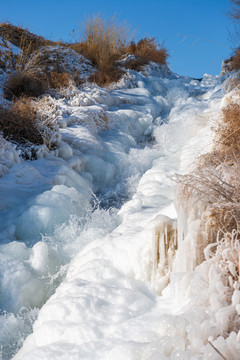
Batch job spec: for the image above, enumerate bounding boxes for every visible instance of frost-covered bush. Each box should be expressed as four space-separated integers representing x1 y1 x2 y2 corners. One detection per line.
0 98 42 144
0 97 59 157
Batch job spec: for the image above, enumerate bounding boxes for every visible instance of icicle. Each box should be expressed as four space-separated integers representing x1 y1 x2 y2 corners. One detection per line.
151 215 177 289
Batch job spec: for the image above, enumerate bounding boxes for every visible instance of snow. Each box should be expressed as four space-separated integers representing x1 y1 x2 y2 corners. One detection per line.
37 45 95 79
0 61 238 360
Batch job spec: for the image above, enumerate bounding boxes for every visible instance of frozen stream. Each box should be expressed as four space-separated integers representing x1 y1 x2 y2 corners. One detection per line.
0 67 225 359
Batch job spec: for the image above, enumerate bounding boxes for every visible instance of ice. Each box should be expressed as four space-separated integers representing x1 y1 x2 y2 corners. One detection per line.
0 62 239 359
0 135 21 177
15 184 92 241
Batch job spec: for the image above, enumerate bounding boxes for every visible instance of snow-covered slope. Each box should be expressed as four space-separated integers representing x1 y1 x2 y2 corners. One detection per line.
0 64 235 359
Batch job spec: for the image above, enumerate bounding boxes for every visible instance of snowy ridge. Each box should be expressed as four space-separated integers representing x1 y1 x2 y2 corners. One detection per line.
37 45 95 79
0 66 235 359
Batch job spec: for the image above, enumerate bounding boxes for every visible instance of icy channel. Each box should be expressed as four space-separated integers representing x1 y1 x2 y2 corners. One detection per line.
0 67 224 359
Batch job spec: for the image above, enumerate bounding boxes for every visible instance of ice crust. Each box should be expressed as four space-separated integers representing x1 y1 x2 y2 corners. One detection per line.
0 64 238 359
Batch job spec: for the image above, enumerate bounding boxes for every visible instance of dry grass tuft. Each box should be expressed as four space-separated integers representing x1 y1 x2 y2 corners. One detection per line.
228 49 240 71
78 15 128 67
5 71 48 99
2 33 50 99
0 97 42 145
3 45 74 97
177 152 240 236
88 66 124 86
126 38 168 65
72 15 128 86
220 103 240 150
49 71 72 89
123 57 149 71
0 97 59 155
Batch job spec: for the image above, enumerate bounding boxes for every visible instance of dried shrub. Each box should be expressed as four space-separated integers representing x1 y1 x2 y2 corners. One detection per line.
229 49 240 71
126 38 168 65
0 97 59 155
49 71 71 89
72 15 128 86
0 98 42 145
226 0 240 72
5 71 48 99
3 34 50 99
78 15 127 67
177 152 240 235
123 57 148 71
88 66 124 86
220 103 240 151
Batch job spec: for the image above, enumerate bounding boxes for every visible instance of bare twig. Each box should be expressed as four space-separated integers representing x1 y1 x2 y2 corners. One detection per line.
208 340 228 360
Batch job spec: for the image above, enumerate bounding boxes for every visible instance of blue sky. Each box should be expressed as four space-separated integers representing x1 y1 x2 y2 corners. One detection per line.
0 0 235 78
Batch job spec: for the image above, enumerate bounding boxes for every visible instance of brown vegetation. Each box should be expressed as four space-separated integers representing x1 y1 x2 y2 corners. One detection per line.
1 23 73 97
49 71 71 89
2 40 73 98
126 38 168 65
88 67 124 86
4 68 72 99
1 29 49 99
227 1 240 71
0 97 43 145
71 15 128 86
123 57 149 71
228 50 240 71
0 23 54 53
177 102 240 241
74 15 127 67
71 17 168 85
5 71 48 99
1 19 169 90
220 102 240 150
